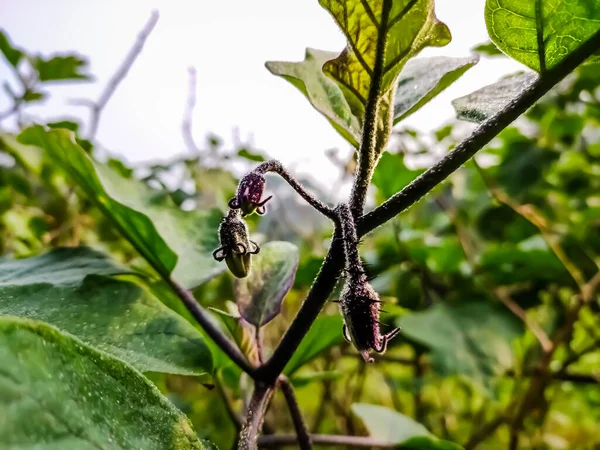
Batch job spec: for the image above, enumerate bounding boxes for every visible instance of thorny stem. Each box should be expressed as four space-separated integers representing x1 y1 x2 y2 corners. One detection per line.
358 28 600 237
279 377 313 450
254 160 337 220
258 434 395 448
235 26 600 450
239 384 275 450
167 279 258 378
335 203 363 280
508 270 600 449
257 28 600 388
349 0 393 218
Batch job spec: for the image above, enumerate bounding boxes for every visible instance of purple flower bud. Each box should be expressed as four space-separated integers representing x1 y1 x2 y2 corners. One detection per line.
212 210 260 278
340 278 400 362
228 172 272 216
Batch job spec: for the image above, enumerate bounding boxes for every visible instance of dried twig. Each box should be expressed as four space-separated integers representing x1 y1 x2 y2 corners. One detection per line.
182 66 201 153
72 10 159 139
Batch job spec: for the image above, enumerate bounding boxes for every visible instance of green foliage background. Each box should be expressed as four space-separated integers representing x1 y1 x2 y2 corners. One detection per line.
1 2 599 448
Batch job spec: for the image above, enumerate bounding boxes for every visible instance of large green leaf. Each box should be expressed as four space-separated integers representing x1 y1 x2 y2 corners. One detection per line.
283 314 344 376
0 317 213 450
320 0 451 118
451 72 538 123
0 30 24 68
18 126 223 288
235 241 299 327
485 0 600 72
394 55 479 124
266 48 361 148
0 247 212 375
352 404 463 449
398 302 523 384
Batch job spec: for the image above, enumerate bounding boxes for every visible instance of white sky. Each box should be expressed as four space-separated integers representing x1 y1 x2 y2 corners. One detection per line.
0 0 522 177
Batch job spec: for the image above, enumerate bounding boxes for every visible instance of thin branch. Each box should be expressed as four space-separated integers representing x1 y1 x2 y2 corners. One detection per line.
258 434 393 448
255 234 345 384
496 287 553 352
255 326 264 365
474 161 585 290
464 415 509 450
435 190 553 352
358 28 600 238
342 352 599 384
239 383 274 450
75 10 159 139
214 370 243 432
167 279 258 378
279 377 312 450
350 0 392 218
255 160 337 220
182 66 201 154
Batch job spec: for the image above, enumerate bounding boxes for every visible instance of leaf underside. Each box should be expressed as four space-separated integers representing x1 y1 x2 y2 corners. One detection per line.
319 0 451 117
235 241 299 327
452 71 538 123
394 54 479 123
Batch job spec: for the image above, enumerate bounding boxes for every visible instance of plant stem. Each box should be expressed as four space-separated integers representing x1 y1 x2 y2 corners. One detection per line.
258 434 394 448
349 0 392 218
255 236 345 384
167 279 258 378
358 28 600 237
257 28 600 389
279 377 312 450
239 383 275 450
255 160 337 220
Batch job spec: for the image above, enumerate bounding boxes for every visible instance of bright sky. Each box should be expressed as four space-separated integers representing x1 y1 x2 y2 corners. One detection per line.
0 0 522 177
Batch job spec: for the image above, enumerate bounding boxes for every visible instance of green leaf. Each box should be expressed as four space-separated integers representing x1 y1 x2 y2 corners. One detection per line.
485 0 600 72
452 72 538 123
284 314 344 376
237 148 266 162
33 54 91 82
235 241 299 327
394 55 479 124
372 151 424 201
320 0 451 118
22 90 46 103
0 317 212 450
0 30 24 67
47 120 80 132
398 302 523 385
479 236 569 285
266 48 361 147
0 247 212 375
352 404 463 449
18 126 224 288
